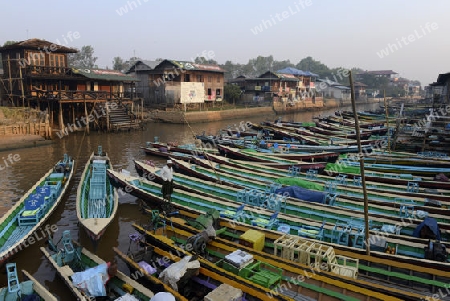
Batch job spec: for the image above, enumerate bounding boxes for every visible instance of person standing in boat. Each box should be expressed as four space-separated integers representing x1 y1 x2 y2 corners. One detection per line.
161 159 174 202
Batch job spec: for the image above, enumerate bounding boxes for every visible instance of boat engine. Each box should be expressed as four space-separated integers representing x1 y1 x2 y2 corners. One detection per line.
185 225 215 254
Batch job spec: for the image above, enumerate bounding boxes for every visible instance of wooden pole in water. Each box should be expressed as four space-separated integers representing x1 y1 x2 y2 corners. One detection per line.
349 71 370 255
383 90 391 153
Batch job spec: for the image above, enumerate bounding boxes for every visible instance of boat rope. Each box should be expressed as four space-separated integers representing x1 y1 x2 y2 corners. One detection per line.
178 107 222 182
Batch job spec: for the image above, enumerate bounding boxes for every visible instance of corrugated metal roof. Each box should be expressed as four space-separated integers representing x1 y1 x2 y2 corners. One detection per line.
126 60 162 73
72 68 139 82
334 85 350 90
0 38 78 53
164 60 225 72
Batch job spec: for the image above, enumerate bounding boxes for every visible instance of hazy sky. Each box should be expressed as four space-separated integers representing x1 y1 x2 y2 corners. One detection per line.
1 0 449 86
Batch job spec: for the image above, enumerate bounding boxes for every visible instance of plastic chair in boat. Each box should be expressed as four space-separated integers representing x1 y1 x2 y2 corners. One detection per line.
306 169 318 179
323 192 339 206
6 263 20 293
61 230 75 262
407 181 419 193
251 212 279 229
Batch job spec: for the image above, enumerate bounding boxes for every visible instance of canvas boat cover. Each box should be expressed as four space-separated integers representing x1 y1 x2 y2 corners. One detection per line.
413 217 441 240
275 186 325 203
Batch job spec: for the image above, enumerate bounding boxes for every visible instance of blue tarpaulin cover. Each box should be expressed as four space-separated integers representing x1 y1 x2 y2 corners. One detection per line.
275 186 325 203
413 217 441 240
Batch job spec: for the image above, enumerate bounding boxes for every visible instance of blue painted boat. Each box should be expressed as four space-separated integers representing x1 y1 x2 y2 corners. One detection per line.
76 146 118 242
0 263 57 301
0 154 74 265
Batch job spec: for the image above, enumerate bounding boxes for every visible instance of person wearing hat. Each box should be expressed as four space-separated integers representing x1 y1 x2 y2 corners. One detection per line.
161 159 174 201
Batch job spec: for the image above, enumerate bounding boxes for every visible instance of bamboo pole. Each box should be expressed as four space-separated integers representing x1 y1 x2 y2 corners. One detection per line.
84 99 89 134
18 64 25 107
383 90 391 153
7 54 14 105
349 71 370 255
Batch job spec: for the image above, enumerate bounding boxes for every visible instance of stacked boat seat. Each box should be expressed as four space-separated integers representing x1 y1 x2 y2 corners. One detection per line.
18 193 46 226
45 173 64 195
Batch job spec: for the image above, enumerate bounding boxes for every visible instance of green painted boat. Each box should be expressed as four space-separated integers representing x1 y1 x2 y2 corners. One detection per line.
76 146 118 242
0 154 74 265
0 264 57 301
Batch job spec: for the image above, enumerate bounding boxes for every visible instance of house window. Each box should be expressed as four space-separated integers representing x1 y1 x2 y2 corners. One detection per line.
208 76 212 83
196 75 203 82
207 88 212 95
184 74 190 82
216 89 221 96
217 76 221 83
28 52 45 66
57 55 65 67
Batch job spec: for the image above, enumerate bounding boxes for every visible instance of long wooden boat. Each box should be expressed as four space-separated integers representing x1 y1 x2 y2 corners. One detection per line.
147 141 219 156
76 146 118 242
134 211 428 301
198 152 428 191
314 121 389 136
147 203 450 298
41 230 155 301
324 162 450 190
133 221 376 301
217 145 327 170
134 159 450 244
339 160 450 177
113 246 188 301
165 157 450 207
0 154 74 265
107 168 450 263
248 122 380 146
0 264 57 301
128 229 294 301
228 145 340 162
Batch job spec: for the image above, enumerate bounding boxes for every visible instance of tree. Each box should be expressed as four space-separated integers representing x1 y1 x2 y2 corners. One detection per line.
68 45 98 69
295 56 330 78
224 84 242 105
194 57 217 65
0 41 19 67
220 60 244 81
112 56 126 71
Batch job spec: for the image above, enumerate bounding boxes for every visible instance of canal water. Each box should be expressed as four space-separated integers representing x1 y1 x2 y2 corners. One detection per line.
0 103 379 300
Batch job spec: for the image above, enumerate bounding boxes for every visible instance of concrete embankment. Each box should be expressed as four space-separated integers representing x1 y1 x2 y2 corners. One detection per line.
150 107 276 123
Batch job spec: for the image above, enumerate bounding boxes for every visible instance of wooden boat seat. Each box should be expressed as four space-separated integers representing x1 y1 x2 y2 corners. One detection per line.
6 263 20 293
323 192 338 206
220 204 245 220
18 194 46 226
324 181 337 193
288 165 300 176
399 205 415 218
335 174 347 184
251 212 279 230
297 222 325 241
306 169 318 179
264 183 282 194
407 181 419 193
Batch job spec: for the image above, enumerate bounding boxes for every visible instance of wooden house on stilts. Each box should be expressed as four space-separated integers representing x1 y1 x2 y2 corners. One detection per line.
0 38 143 135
